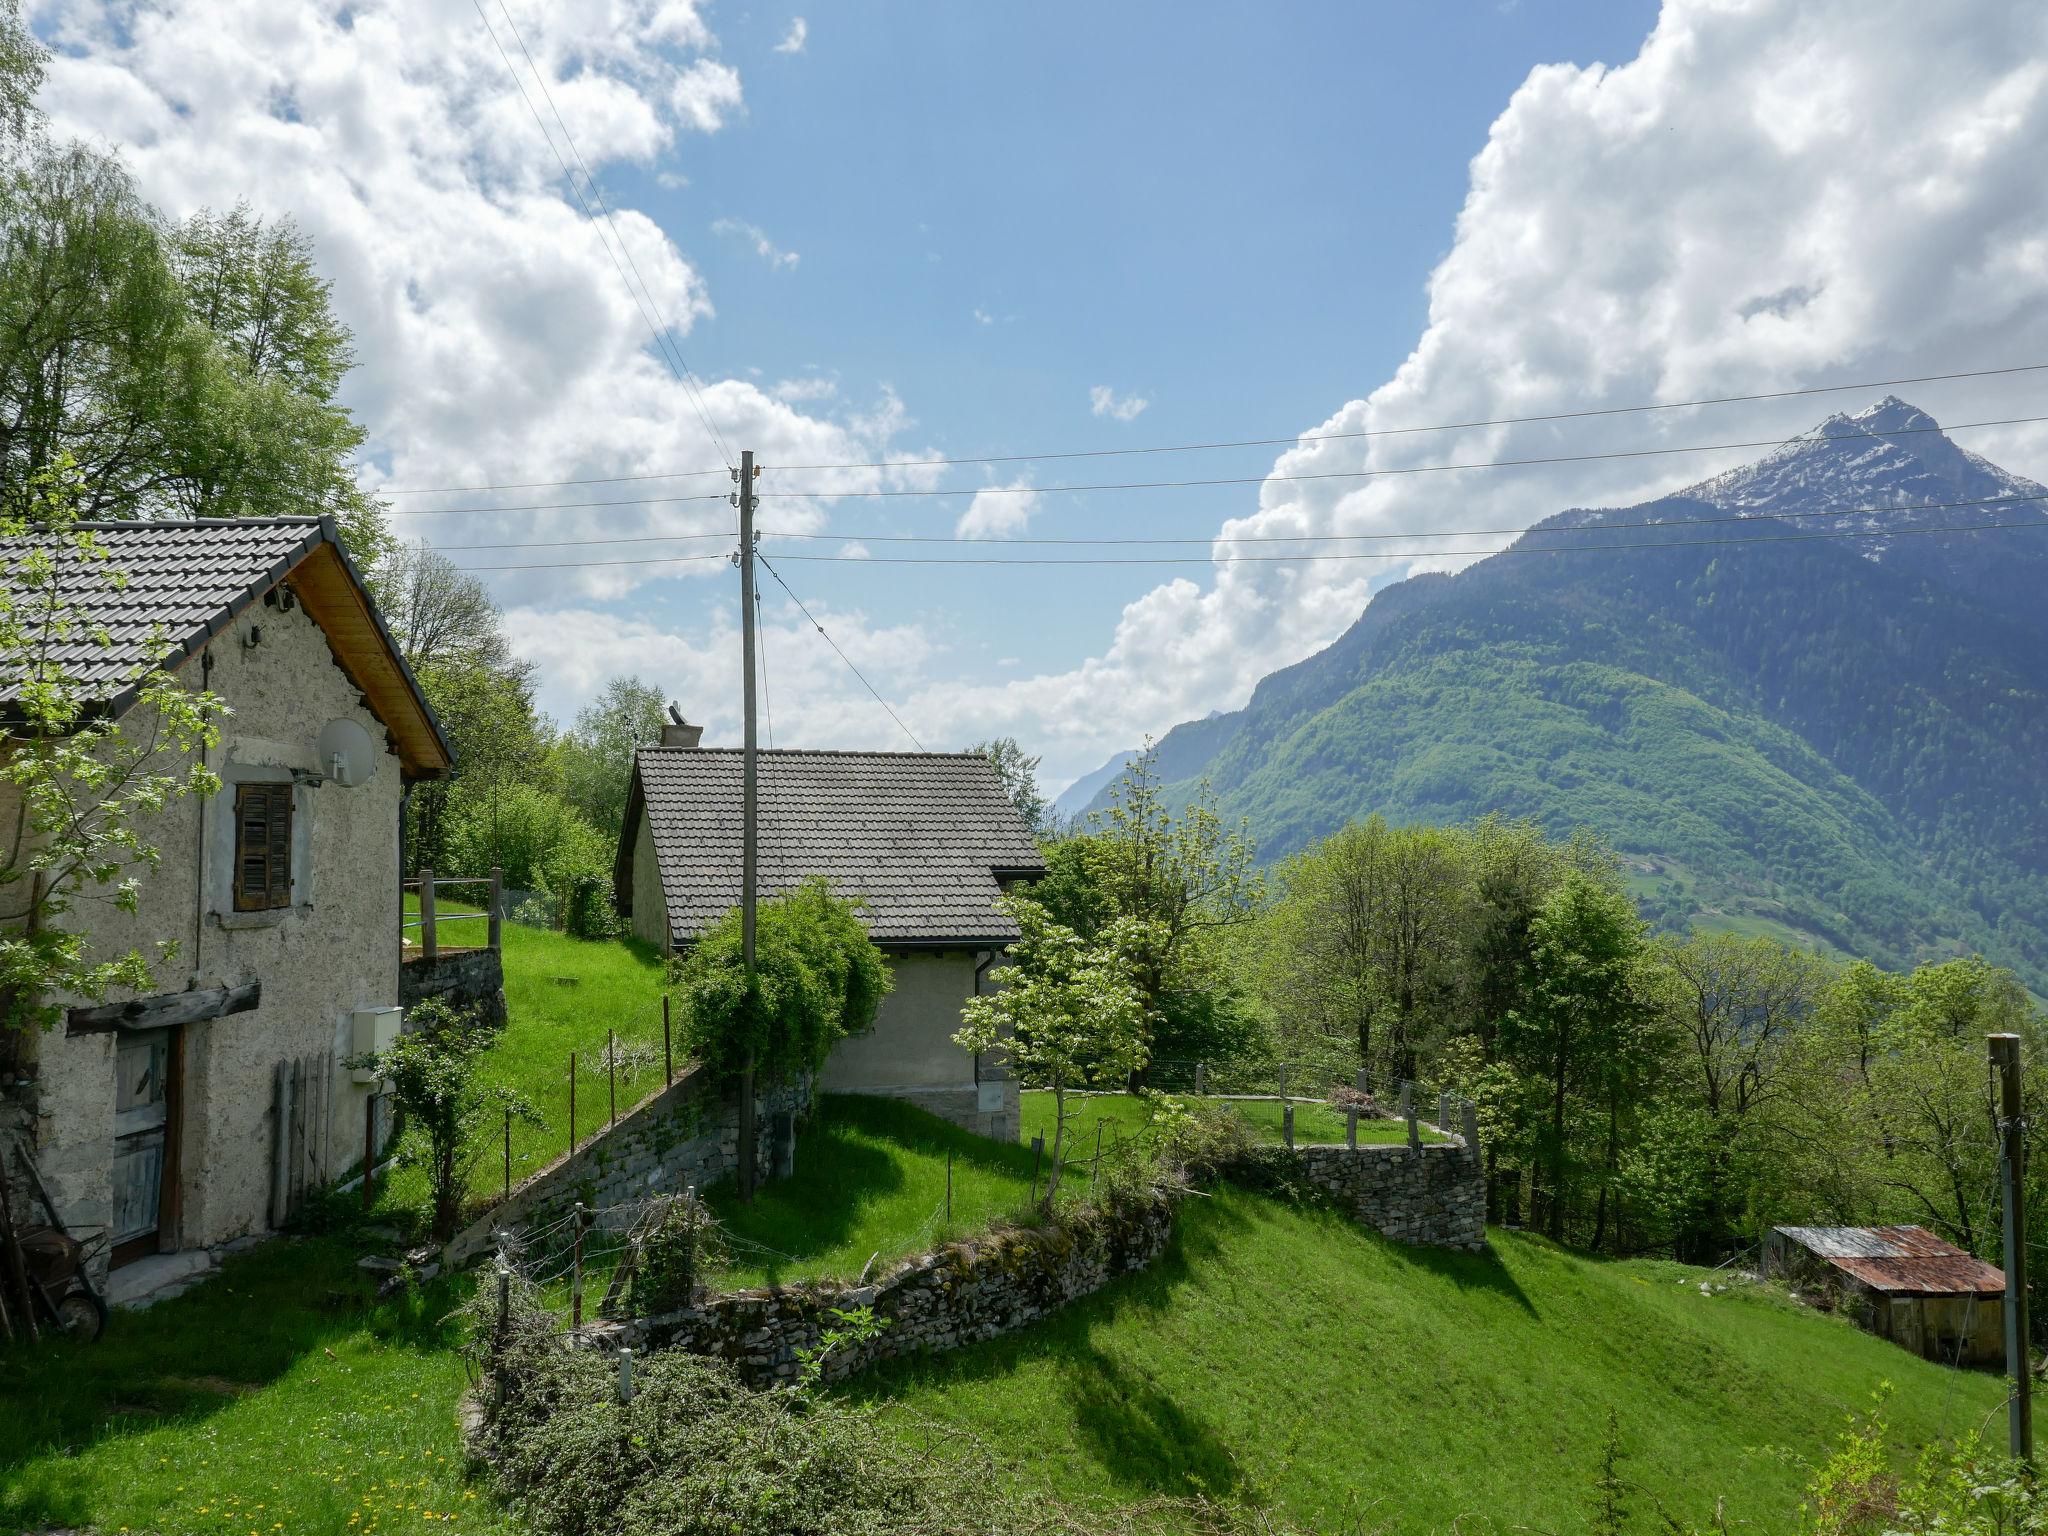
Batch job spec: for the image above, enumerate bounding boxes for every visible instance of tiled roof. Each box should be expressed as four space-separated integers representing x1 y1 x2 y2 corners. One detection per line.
1773 1225 2006 1295
630 748 1047 947
0 516 453 776
0 518 325 703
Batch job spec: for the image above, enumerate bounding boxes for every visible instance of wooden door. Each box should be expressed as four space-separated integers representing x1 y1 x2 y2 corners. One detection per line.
112 1029 172 1265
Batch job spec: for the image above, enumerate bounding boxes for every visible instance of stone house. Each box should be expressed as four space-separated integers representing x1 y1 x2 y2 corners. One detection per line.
0 517 451 1303
613 722 1045 1141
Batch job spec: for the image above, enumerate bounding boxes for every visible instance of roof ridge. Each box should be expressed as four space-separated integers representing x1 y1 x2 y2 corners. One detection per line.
642 746 990 760
55 515 328 532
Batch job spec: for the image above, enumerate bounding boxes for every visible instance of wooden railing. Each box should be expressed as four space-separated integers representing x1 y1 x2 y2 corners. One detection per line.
402 866 503 957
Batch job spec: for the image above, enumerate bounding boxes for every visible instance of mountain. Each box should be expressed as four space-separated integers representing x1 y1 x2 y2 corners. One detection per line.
1076 398 2048 988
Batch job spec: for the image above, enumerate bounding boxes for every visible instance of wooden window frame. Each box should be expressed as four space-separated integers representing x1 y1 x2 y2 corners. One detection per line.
233 782 294 912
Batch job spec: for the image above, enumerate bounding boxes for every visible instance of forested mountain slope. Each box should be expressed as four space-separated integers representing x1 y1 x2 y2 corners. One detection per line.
1075 399 2048 989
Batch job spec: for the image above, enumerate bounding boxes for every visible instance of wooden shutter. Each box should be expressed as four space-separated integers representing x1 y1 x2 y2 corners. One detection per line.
234 783 293 911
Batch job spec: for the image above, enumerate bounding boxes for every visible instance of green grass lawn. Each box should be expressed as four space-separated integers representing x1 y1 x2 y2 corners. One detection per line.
854 1187 2006 1535
386 914 671 1212
706 1094 1075 1289
0 1236 507 1536
1021 1090 1439 1151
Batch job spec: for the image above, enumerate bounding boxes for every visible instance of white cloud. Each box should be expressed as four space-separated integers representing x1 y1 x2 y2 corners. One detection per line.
954 477 1038 540
835 541 871 559
712 216 800 270
971 307 994 326
1089 385 1149 422
940 0 2048 784
773 17 807 55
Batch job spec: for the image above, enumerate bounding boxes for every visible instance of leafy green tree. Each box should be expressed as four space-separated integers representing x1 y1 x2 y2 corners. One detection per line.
672 879 891 1085
2 465 226 1030
350 996 538 1240
557 676 667 847
969 736 1048 838
955 895 1156 1204
1497 871 1650 1240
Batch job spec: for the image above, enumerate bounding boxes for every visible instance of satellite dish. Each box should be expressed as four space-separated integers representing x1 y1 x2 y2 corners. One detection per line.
316 718 378 788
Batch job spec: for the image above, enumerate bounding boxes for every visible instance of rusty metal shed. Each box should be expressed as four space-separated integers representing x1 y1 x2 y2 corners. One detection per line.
1761 1225 2005 1365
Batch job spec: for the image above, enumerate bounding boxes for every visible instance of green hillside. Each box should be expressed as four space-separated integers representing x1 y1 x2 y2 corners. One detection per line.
858 1187 2006 1534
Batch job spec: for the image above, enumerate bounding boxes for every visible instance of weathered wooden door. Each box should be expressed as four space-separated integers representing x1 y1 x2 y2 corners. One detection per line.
113 1029 172 1264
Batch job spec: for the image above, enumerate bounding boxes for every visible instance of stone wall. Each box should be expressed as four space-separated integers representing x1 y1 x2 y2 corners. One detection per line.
445 1065 809 1267
1296 1140 1486 1251
400 948 507 1030
571 1133 1483 1387
590 1192 1176 1388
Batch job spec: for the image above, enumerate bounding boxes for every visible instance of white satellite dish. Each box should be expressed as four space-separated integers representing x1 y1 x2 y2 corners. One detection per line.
316 718 378 788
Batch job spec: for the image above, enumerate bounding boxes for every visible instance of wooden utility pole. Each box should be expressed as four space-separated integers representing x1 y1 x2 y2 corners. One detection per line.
737 448 760 1203
1992 1032 2033 1463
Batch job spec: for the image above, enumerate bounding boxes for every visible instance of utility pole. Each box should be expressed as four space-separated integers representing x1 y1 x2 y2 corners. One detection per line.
736 448 759 1203
1992 1031 2032 1463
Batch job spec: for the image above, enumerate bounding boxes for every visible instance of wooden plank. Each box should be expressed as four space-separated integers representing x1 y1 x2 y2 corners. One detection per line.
67 981 261 1037
288 544 452 779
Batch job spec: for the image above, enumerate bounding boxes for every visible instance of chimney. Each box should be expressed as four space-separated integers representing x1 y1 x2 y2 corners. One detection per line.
660 703 703 749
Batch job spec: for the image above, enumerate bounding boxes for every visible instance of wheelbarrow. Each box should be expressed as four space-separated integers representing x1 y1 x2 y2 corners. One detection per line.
3 1140 110 1342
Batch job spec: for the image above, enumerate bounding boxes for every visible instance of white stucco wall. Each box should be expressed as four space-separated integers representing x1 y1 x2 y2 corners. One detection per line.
8 589 405 1260
821 951 1018 1140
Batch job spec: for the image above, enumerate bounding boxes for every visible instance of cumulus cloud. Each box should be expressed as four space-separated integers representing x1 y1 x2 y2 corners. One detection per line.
954 477 1039 540
713 216 800 270
773 17 807 54
939 0 2048 785
1088 385 1149 422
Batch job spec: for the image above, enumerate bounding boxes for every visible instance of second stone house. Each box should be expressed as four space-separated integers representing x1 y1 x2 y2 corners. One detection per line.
613 718 1044 1141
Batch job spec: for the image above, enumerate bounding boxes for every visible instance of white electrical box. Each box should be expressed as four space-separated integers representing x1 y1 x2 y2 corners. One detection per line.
350 1005 402 1084
977 1079 1007 1114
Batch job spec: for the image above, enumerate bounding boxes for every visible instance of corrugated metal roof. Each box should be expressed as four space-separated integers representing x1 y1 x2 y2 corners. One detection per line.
1772 1225 2006 1295
629 748 1048 947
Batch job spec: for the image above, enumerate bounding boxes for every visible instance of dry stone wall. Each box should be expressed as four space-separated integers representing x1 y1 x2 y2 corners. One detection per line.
591 1193 1176 1388
400 949 508 1030
577 1132 1485 1386
1295 1140 1486 1250
445 1066 809 1266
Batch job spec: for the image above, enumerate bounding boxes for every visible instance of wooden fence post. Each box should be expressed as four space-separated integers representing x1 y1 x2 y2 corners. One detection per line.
419 868 437 960
488 865 503 951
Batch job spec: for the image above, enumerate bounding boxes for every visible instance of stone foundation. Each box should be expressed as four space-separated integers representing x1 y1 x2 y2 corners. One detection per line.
444 1066 809 1267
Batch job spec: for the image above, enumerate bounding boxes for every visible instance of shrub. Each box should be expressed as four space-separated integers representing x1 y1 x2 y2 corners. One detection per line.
671 878 890 1085
631 1195 726 1316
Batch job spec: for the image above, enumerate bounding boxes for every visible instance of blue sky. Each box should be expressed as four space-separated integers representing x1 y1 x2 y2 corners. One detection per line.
34 0 2048 785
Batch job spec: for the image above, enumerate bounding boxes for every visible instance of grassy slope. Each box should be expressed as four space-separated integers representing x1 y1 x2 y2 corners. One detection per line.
0 1238 508 1536
1022 1091 1438 1150
859 1187 2006 1535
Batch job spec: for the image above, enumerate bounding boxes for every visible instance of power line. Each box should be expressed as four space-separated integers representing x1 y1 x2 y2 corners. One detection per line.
755 415 2048 501
391 414 2048 520
754 554 924 750
471 0 735 470
447 515 2046 572
427 491 2045 553
374 360 2048 494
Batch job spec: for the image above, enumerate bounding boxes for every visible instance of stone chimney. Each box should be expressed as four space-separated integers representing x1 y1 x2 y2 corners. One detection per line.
660 703 703 749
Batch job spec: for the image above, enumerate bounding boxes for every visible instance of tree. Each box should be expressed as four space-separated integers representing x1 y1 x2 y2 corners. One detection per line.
0 50 386 563
954 896 1155 1205
673 879 891 1085
376 541 516 675
350 996 537 1240
1496 872 1649 1240
557 676 668 847
969 737 1048 838
2 466 227 1031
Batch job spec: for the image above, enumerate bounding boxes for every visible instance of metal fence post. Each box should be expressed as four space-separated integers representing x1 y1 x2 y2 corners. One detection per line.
608 1028 618 1128
1029 1133 1044 1204
503 1106 512 1199
569 1052 577 1152
618 1345 635 1405
1346 1105 1358 1150
488 865 503 951
571 1202 588 1330
419 868 436 960
1283 1103 1295 1149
